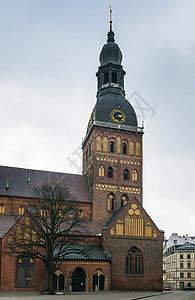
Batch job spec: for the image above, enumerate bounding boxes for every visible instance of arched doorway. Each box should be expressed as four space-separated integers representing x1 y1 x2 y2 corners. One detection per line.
54 270 65 291
92 270 105 291
72 267 86 292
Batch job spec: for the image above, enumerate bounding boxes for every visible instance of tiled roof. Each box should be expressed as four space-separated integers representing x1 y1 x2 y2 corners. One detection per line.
54 244 111 261
0 165 91 203
69 220 106 236
0 214 106 238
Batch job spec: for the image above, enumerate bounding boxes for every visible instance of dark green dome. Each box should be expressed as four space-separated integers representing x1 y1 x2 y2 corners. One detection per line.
100 30 122 66
94 93 137 127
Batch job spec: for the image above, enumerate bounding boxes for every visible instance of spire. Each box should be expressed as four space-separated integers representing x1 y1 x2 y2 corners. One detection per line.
108 5 115 43
109 5 112 31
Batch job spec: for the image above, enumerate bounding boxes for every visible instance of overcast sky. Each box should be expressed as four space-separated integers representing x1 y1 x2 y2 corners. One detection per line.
0 0 194 240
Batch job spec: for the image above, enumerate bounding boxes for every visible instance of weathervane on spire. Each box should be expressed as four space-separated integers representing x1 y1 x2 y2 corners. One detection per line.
109 5 112 31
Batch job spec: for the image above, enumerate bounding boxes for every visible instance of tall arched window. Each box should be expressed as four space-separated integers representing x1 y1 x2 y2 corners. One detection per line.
0 204 5 213
116 136 121 154
107 193 115 211
16 225 22 244
126 247 143 276
17 257 34 286
108 167 113 178
112 72 117 83
103 137 108 152
104 72 109 84
110 141 114 153
96 136 102 151
123 169 129 180
99 165 105 177
123 141 127 154
19 205 24 215
136 142 141 156
132 170 138 181
130 141 134 155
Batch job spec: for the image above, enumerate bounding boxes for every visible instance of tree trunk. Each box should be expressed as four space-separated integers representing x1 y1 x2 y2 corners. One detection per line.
47 256 55 294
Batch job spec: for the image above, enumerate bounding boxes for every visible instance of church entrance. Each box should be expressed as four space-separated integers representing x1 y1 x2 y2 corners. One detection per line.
72 267 86 292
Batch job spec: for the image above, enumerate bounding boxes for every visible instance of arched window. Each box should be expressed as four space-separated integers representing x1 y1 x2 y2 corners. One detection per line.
104 72 109 84
110 141 114 153
116 219 124 235
112 72 117 83
99 165 105 177
121 194 128 207
130 141 134 155
92 270 105 291
132 170 138 181
54 270 65 291
8 235 13 244
19 205 24 215
116 136 121 153
16 225 22 244
79 209 84 218
123 169 129 180
17 257 34 286
96 136 102 151
103 137 108 152
108 167 113 178
0 204 5 213
136 142 141 156
107 193 115 211
123 141 127 154
126 247 143 276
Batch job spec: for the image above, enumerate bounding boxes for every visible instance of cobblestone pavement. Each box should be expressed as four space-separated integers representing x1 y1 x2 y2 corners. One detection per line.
0 291 194 300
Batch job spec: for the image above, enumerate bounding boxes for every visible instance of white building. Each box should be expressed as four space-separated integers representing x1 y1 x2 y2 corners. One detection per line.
164 233 195 290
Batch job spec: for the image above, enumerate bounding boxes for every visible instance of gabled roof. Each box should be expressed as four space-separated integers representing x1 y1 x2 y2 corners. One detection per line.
0 165 91 203
103 199 163 236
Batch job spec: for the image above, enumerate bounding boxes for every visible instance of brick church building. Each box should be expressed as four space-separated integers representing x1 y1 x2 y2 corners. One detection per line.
0 19 164 292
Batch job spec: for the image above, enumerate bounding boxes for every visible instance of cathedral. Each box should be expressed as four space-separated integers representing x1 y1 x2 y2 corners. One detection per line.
0 18 164 292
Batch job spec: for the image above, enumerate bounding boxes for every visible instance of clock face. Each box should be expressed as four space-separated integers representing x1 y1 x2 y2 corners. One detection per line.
110 109 126 124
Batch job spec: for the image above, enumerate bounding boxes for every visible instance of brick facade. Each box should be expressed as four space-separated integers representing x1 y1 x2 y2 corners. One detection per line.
0 21 164 293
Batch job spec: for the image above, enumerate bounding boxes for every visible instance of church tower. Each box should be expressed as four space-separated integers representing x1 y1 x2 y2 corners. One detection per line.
82 16 144 221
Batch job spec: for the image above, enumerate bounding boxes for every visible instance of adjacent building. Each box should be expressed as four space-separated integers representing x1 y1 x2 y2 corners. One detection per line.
164 233 195 290
0 19 164 292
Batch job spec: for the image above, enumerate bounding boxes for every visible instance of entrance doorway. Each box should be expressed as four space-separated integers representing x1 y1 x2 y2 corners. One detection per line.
180 282 184 290
72 267 86 292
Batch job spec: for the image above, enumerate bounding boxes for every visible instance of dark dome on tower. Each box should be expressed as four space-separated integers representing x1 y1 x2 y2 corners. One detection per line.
94 93 137 127
99 30 122 66
84 18 141 141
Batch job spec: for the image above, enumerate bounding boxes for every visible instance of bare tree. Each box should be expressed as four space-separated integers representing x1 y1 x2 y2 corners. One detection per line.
5 183 90 294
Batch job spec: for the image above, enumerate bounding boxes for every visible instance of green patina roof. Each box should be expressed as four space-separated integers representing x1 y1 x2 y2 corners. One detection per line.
54 244 111 261
104 204 128 230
